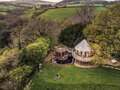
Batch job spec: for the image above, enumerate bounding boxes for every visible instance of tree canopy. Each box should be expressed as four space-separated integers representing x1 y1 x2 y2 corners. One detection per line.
21 37 51 66
59 24 85 47
84 4 120 59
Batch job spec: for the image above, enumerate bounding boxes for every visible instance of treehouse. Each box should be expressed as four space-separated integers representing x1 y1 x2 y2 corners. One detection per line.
72 39 95 68
53 47 72 64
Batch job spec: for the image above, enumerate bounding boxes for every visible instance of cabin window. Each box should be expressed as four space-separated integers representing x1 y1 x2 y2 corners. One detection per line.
80 52 82 56
85 52 87 57
56 52 61 57
77 50 79 54
62 51 66 56
75 50 79 55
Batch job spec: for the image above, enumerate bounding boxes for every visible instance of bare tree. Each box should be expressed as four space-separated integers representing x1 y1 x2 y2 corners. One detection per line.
70 0 95 25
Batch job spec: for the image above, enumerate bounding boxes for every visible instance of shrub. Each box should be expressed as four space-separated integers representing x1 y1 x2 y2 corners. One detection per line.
0 48 20 83
9 65 32 82
0 48 20 68
8 65 33 90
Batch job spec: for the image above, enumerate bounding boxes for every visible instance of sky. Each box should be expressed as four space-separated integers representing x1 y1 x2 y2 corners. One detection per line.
0 0 116 2
43 0 115 2
0 0 13 1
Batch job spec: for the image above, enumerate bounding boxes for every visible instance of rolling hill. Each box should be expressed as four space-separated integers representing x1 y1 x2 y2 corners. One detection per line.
56 0 120 6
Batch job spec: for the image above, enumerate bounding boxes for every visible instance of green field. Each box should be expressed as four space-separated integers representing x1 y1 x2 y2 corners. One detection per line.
40 7 106 22
0 5 16 11
0 5 16 15
31 64 120 90
41 7 79 22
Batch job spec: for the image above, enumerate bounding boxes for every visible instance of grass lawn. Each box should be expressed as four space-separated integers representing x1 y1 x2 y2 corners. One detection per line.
96 6 106 12
40 7 106 22
41 7 79 22
31 64 120 90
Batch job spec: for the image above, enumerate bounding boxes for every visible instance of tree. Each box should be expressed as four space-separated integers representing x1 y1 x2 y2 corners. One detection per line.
12 17 58 48
10 17 28 49
0 48 20 90
84 4 120 59
59 24 85 47
20 37 51 66
72 0 95 25
0 21 11 48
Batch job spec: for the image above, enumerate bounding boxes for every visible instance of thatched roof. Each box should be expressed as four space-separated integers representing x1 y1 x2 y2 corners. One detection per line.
75 39 92 52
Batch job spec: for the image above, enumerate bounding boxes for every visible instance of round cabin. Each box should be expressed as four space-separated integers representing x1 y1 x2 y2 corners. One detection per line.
72 39 95 68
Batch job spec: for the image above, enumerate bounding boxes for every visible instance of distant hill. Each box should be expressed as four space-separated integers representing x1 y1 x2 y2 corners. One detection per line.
13 0 55 5
56 0 120 6
0 0 55 8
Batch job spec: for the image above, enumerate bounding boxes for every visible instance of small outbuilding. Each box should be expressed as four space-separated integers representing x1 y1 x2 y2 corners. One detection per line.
72 39 95 68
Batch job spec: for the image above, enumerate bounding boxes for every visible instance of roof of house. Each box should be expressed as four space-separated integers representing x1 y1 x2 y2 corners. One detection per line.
75 39 93 52
55 47 67 53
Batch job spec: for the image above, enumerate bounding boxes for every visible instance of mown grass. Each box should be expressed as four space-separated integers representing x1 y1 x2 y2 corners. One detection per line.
40 6 106 22
41 7 79 22
31 64 120 90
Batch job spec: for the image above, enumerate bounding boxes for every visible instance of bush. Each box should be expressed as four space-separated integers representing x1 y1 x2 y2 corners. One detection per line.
8 65 33 90
0 48 20 68
20 37 51 66
9 65 32 82
0 48 20 83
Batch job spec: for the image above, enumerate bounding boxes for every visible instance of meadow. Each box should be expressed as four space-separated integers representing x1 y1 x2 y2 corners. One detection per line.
0 4 16 15
41 7 79 22
40 6 106 22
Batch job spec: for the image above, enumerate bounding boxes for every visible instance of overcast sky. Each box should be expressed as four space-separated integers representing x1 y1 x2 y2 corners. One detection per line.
0 0 116 2
0 0 13 1
43 0 115 2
